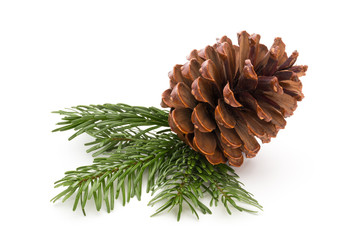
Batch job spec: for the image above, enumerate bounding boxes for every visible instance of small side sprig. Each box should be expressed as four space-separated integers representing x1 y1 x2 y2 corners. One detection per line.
52 103 170 156
148 141 262 220
51 133 178 215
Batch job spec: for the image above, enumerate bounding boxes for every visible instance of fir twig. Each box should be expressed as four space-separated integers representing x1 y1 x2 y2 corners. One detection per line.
52 103 169 156
52 103 262 220
148 141 262 220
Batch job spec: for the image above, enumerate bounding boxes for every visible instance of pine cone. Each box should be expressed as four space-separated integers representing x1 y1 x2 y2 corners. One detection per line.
161 31 307 167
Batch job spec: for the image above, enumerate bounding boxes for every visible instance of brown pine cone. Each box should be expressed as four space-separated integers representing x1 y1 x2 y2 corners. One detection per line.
161 31 307 167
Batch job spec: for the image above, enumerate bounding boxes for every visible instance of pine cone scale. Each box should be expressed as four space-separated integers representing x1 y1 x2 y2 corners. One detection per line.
237 31 250 72
234 121 260 156
200 59 224 91
278 51 298 70
193 129 217 155
206 148 226 165
214 99 236 129
170 82 196 109
223 82 243 107
218 124 243 148
257 76 283 93
171 108 194 134
192 103 216 132
249 34 261 64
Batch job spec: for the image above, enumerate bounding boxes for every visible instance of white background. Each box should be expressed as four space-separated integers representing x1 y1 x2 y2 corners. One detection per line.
1 0 359 239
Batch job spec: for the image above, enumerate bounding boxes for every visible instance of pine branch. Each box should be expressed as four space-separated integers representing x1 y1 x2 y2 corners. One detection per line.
52 103 262 220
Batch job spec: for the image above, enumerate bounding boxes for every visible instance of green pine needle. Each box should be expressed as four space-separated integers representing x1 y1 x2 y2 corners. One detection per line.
51 103 262 220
